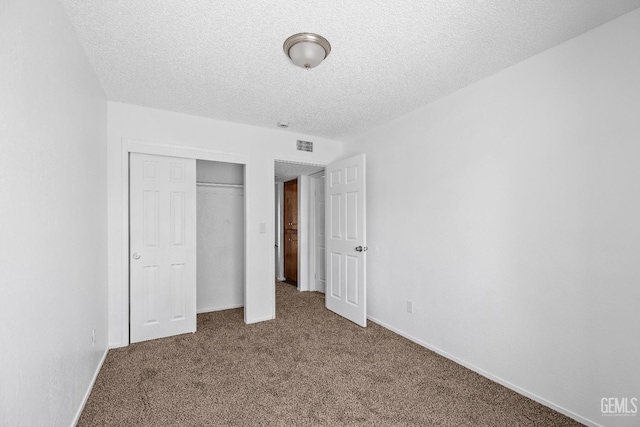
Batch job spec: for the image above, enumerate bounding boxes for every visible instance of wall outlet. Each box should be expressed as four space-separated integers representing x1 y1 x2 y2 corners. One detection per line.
92 328 96 347
406 300 413 314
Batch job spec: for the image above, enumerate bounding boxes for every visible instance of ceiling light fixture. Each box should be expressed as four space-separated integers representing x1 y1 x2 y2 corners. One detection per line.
283 33 331 69
277 121 289 128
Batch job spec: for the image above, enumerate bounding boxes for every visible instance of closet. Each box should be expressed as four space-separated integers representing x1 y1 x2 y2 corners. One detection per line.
196 160 245 312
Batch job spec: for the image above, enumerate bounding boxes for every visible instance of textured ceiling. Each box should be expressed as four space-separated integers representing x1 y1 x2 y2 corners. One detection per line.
60 0 640 139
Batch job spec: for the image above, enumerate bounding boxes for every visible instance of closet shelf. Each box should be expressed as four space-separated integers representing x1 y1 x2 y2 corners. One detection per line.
196 182 244 189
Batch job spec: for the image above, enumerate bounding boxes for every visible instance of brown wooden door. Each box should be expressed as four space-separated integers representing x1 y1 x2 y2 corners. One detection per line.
283 179 298 284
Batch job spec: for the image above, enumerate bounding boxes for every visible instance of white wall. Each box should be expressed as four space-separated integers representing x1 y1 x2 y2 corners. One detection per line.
197 185 244 312
298 175 310 291
310 174 326 293
0 1 108 426
108 102 343 346
345 9 640 427
197 159 244 185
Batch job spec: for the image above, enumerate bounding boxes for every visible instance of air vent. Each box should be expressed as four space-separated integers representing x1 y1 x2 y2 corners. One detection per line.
296 140 313 152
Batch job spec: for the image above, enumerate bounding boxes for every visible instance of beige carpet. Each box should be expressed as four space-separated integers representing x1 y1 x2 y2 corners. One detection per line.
79 282 581 426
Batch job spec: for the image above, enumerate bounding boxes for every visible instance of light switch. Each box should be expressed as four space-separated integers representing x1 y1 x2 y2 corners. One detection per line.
259 222 266 234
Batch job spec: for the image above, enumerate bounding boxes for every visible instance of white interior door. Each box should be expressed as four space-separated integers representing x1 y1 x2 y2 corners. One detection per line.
325 154 367 327
130 153 196 343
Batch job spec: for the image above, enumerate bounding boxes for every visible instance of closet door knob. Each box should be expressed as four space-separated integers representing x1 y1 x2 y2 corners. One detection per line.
132 253 141 260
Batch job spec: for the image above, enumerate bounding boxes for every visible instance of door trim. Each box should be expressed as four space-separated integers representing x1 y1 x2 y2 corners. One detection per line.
121 138 250 346
308 170 326 293
273 159 326 294
275 182 285 281
296 176 306 290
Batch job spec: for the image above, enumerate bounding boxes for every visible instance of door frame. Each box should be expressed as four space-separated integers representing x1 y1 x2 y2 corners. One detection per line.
121 138 250 346
274 182 285 281
273 159 325 293
297 175 309 292
309 170 326 293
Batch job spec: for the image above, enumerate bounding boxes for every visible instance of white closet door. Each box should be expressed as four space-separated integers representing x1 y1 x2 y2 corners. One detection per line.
129 153 196 343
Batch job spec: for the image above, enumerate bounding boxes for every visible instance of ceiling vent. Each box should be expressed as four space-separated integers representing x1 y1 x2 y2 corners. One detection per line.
296 140 313 152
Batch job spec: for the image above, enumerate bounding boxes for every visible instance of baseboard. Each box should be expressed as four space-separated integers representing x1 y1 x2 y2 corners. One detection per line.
367 316 600 427
108 341 126 349
245 315 275 324
197 303 243 314
276 276 286 282
71 348 108 427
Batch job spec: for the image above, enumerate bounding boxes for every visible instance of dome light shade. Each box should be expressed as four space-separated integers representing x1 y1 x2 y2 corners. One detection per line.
283 33 331 69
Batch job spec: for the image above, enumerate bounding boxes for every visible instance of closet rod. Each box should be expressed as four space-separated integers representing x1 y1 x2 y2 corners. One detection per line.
196 182 244 189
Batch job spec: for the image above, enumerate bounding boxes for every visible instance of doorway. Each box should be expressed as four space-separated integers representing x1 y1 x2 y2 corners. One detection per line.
274 160 325 293
273 154 368 327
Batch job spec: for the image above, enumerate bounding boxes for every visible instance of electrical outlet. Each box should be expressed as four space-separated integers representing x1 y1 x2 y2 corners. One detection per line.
92 328 96 347
406 300 413 314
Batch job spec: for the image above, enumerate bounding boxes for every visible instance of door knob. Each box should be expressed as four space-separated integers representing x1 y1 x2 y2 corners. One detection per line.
132 253 141 260
355 246 368 252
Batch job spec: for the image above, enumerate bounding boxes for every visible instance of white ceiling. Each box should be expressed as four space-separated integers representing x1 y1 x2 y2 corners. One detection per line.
60 0 640 139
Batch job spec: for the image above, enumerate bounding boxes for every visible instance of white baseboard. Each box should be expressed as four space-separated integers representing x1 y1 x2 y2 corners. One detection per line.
108 341 126 349
367 316 600 427
71 348 108 427
276 276 286 282
245 315 274 324
197 303 243 314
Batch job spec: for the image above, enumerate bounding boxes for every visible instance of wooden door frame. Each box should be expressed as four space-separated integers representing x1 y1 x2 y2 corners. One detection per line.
121 138 250 346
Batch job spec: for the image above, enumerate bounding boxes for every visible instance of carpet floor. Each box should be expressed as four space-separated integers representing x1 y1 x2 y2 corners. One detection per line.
79 282 581 426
